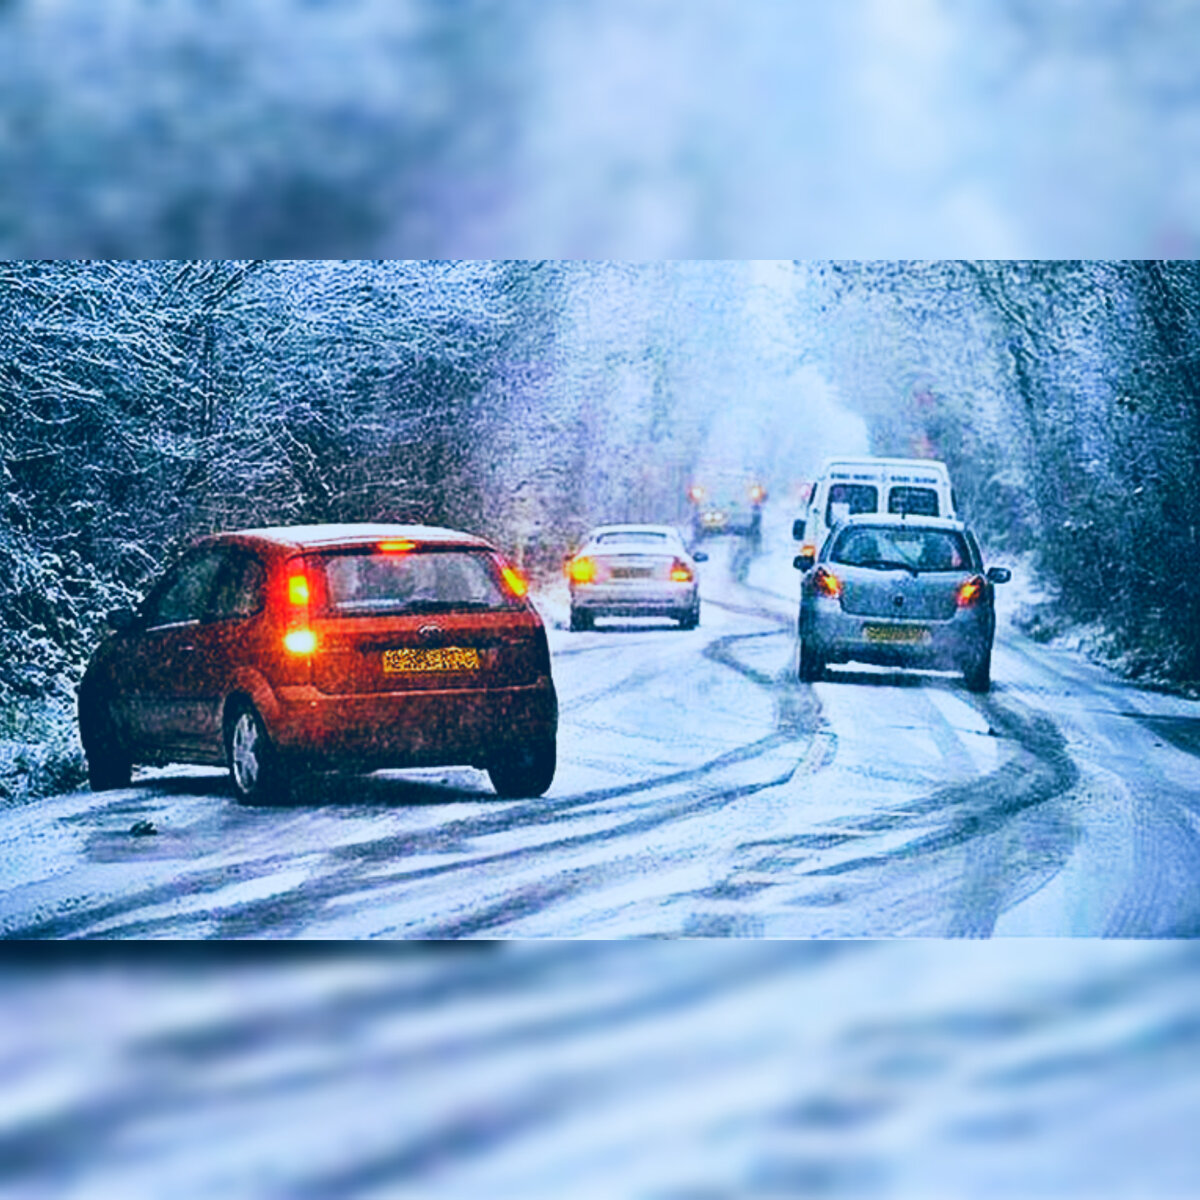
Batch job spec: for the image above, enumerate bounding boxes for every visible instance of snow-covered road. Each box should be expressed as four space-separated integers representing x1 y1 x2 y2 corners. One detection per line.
3 518 1200 939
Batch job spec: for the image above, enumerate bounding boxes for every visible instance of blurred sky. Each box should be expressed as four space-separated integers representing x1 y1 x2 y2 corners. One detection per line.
1 0 1197 256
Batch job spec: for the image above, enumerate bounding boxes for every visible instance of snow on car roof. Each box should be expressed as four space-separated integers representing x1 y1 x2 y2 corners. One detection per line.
589 524 680 537
224 523 491 549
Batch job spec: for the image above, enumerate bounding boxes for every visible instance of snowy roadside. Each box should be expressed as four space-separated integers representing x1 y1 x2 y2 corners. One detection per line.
1002 551 1200 700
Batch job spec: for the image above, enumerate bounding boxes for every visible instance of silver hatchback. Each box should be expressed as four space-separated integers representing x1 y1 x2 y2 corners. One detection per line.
793 515 1010 691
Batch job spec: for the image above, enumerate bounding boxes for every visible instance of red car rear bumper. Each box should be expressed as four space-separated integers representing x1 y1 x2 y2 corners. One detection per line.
268 677 558 769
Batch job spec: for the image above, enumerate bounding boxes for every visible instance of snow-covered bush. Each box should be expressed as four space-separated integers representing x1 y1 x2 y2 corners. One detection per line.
0 702 86 806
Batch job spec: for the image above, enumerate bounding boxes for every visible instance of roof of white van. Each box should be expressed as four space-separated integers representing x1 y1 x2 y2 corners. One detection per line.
818 457 949 471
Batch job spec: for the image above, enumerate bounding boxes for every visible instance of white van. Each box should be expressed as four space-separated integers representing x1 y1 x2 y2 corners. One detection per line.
793 458 956 560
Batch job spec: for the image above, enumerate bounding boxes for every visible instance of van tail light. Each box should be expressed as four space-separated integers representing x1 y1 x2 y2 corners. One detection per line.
568 556 596 584
284 567 316 654
499 562 529 598
957 575 985 608
669 559 694 583
800 543 816 559
813 566 843 599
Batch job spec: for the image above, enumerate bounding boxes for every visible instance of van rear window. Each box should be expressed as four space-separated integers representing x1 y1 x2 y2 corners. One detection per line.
888 486 939 516
826 484 878 524
318 549 518 615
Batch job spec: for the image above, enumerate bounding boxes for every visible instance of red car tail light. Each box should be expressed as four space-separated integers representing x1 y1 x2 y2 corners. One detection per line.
813 566 842 599
283 629 317 655
957 575 985 608
568 556 597 584
670 559 694 583
499 562 529 598
284 567 316 655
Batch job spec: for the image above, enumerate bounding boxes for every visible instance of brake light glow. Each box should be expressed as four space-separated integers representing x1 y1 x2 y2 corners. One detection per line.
500 564 529 597
284 562 315 655
568 556 597 584
670 560 693 582
378 540 415 554
957 575 985 608
814 566 843 599
283 628 317 655
801 543 816 559
687 485 706 503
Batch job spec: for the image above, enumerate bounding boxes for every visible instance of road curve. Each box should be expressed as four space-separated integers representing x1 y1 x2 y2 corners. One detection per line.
3 538 1200 938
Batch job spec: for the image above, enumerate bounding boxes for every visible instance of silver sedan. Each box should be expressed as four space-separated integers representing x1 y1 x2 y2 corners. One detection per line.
566 525 707 631
793 515 1010 691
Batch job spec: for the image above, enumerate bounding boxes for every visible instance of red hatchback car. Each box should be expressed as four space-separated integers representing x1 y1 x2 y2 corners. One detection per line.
78 525 558 802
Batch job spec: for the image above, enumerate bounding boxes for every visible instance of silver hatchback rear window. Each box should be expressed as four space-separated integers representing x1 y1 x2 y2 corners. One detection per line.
831 527 970 572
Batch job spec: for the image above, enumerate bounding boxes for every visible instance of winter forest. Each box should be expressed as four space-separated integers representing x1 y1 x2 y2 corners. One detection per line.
2 258 1199 799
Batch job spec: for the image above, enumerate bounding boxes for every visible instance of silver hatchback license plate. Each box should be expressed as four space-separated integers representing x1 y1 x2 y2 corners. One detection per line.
864 623 929 645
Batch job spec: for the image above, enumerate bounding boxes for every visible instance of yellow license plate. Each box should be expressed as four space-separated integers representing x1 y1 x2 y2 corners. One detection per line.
382 646 481 673
864 624 929 645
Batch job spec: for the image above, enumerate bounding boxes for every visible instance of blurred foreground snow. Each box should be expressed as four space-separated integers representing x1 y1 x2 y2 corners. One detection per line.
2 941 1200 1198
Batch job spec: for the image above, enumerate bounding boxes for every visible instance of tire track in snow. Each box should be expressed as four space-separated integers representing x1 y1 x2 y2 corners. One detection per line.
702 575 1083 933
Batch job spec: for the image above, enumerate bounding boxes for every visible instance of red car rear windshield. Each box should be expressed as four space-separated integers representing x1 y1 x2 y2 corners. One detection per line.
316 549 519 615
